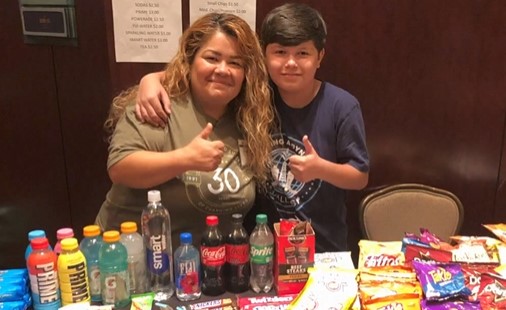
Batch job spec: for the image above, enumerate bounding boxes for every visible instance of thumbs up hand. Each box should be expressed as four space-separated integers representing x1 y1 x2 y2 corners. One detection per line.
185 123 225 171
287 135 321 182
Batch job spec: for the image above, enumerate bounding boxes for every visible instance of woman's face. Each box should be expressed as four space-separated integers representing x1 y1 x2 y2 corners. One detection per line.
190 31 245 117
264 40 323 94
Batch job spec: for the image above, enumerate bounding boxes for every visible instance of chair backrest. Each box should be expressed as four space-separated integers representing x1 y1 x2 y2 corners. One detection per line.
359 183 464 242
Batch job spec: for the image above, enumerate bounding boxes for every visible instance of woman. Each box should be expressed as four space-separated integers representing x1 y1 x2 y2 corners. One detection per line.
96 13 275 245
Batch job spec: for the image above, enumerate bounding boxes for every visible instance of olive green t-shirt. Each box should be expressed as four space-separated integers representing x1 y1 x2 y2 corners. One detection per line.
96 98 255 246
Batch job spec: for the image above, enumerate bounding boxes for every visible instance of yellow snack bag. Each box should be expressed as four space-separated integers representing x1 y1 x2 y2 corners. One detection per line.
288 268 358 309
483 223 506 243
361 293 421 310
359 266 417 283
358 240 404 269
359 281 422 304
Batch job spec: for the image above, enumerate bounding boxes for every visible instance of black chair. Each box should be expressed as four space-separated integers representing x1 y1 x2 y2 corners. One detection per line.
359 183 464 242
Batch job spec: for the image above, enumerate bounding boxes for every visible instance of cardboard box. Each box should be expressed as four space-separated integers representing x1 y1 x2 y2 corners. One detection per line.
273 222 315 295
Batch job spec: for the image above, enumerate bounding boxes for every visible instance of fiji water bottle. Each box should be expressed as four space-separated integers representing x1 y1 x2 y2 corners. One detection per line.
174 232 201 301
99 230 130 308
79 225 103 303
27 237 61 310
142 190 174 302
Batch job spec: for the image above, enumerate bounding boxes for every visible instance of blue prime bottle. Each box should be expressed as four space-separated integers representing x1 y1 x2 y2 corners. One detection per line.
25 230 51 260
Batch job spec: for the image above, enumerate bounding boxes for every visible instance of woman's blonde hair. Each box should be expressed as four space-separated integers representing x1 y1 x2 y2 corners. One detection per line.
104 13 274 184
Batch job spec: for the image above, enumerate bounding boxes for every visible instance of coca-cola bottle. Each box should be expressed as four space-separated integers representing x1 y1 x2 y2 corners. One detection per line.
224 213 250 293
200 215 225 296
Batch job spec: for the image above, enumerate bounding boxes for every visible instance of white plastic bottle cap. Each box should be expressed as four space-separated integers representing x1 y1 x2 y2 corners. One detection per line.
148 190 161 202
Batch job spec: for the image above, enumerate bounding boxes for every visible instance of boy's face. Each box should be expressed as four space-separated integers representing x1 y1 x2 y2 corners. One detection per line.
264 40 324 94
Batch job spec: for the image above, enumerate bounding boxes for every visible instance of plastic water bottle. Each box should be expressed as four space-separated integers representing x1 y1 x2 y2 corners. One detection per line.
249 214 274 293
25 229 52 260
120 221 148 295
79 225 103 303
54 228 74 256
174 232 201 301
57 238 90 305
26 237 61 310
142 190 174 301
99 230 130 308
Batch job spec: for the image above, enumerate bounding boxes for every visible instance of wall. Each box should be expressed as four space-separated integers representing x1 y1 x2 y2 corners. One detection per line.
0 0 505 268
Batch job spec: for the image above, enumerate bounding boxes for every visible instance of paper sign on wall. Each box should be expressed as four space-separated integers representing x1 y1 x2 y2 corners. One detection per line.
112 0 182 63
190 0 257 31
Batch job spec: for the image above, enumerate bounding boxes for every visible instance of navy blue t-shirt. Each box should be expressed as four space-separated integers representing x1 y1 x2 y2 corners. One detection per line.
261 81 369 252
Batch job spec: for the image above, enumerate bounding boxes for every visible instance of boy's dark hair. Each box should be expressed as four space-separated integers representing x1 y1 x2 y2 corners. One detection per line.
260 3 327 51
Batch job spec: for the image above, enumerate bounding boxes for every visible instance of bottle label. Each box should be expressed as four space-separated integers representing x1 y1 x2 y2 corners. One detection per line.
29 262 60 304
88 266 101 296
57 255 90 304
103 271 128 305
225 244 249 264
200 245 226 266
147 235 170 274
176 259 200 294
250 244 274 264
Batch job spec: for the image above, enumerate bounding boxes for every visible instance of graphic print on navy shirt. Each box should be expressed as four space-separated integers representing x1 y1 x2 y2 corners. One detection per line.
266 133 321 216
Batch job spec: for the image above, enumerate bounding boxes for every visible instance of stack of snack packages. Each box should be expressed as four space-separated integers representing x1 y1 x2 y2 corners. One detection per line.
356 224 506 310
0 268 31 309
274 219 361 309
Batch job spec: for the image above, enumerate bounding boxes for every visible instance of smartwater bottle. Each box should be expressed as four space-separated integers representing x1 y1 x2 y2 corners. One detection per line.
142 190 174 302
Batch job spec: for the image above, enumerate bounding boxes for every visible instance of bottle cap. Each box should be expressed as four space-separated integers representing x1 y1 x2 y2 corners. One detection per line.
256 213 268 224
31 237 49 250
120 221 138 233
83 225 101 237
232 213 243 221
147 190 161 202
103 230 120 243
206 215 219 226
61 238 79 251
57 228 74 240
180 232 192 244
28 229 46 241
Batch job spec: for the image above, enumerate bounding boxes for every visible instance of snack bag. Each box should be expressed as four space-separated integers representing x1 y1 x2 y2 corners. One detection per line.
358 240 404 269
412 261 471 301
460 263 499 301
314 252 355 270
361 293 420 310
359 265 418 283
476 272 506 309
483 223 506 243
420 299 481 309
288 268 358 310
359 281 423 304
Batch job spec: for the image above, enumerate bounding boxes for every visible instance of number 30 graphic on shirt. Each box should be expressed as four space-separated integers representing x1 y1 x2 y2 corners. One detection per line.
207 167 240 194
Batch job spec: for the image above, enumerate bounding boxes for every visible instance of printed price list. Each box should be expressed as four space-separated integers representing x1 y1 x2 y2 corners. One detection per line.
189 0 256 30
126 1 171 51
197 1 247 14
